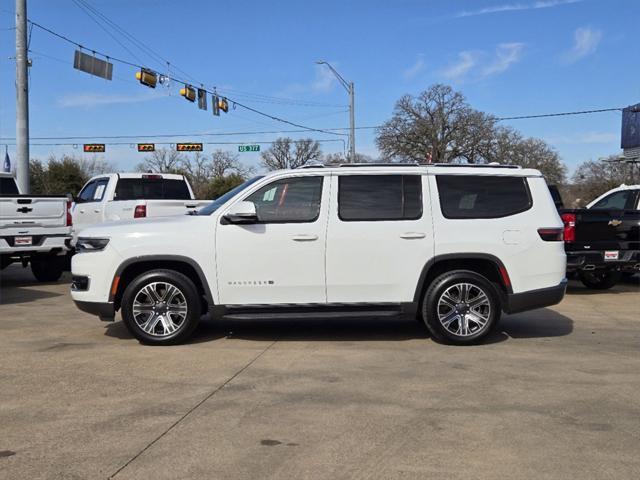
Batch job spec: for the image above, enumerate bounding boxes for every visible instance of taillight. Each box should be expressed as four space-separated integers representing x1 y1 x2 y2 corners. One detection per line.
538 228 563 241
66 200 73 226
560 213 576 243
134 205 147 218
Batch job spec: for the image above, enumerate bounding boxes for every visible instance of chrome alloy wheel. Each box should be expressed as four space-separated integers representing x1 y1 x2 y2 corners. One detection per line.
436 283 491 337
132 282 188 337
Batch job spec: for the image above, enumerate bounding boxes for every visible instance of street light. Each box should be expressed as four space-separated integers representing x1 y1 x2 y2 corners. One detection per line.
315 60 355 163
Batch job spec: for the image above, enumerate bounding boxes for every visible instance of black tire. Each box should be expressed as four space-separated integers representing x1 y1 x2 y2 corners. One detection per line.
30 254 64 282
121 269 201 345
422 270 501 345
578 270 621 290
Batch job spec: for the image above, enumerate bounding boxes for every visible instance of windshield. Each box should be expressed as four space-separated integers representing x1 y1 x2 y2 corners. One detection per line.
197 175 264 215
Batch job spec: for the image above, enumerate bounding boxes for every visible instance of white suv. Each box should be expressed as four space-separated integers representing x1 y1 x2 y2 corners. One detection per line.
71 164 567 345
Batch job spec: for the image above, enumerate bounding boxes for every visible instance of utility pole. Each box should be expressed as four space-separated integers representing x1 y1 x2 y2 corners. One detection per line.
348 81 355 163
316 61 355 162
15 0 30 193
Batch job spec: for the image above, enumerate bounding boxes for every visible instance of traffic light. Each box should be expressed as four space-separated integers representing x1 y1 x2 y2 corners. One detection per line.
137 143 155 152
197 88 207 110
83 144 106 153
176 143 203 152
180 85 196 102
212 95 220 116
135 68 157 88
218 97 229 113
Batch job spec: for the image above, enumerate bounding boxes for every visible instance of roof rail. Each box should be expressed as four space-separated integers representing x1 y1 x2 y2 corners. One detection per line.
297 161 325 169
430 163 521 169
338 162 421 167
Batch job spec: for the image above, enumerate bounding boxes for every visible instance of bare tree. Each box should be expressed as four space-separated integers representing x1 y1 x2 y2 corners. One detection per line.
77 156 116 177
569 156 633 206
324 152 378 164
261 137 323 170
136 148 185 173
486 127 568 185
376 84 497 163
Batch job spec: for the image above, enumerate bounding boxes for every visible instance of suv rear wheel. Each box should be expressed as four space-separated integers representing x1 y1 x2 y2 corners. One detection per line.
422 270 500 345
121 269 201 345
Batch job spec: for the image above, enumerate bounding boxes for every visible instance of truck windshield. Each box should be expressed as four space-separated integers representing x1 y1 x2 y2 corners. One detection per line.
197 176 264 215
114 178 191 200
0 177 19 195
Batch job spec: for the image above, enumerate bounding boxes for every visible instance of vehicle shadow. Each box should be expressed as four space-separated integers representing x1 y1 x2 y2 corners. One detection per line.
566 277 640 296
105 308 574 345
0 267 68 305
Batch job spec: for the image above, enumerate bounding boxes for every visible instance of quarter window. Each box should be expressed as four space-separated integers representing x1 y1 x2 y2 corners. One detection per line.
245 176 323 223
436 175 532 219
338 175 423 221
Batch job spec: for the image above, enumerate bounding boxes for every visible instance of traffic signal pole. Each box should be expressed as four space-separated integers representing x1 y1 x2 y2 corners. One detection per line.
349 81 355 163
15 0 30 193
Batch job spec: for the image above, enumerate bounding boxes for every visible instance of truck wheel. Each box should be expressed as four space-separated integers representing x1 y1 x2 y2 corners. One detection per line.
422 270 500 345
30 255 64 282
121 269 201 345
578 270 621 290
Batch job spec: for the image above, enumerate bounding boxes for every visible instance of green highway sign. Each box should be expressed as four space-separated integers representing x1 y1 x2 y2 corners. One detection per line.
238 144 260 153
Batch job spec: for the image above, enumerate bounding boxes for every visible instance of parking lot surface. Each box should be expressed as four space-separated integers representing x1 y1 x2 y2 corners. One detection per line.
1 265 639 480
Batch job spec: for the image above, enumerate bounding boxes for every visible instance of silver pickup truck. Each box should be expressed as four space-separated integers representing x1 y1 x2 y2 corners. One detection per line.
0 173 73 282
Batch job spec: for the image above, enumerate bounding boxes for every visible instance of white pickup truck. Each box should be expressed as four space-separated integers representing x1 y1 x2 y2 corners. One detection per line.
0 172 73 281
72 173 210 237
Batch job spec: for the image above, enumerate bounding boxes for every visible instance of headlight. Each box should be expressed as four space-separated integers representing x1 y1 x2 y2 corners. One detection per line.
76 237 110 252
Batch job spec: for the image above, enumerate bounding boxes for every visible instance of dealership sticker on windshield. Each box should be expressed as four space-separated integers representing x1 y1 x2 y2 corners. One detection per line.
604 251 619 261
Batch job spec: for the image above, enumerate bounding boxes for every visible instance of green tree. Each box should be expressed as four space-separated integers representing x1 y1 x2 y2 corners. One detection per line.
203 173 246 199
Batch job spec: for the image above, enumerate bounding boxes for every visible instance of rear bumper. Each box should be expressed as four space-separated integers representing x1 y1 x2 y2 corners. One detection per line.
503 279 567 314
0 234 72 255
73 300 115 322
566 250 640 272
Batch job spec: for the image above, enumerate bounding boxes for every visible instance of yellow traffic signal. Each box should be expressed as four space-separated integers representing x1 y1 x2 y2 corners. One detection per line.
135 69 157 88
180 85 196 102
218 97 229 113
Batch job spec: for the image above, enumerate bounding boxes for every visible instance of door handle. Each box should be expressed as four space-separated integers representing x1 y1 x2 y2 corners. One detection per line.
291 234 318 241
400 232 426 239
79 209 85 214
93 209 101 213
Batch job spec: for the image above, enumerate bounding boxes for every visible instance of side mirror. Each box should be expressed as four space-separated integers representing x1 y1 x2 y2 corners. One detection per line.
223 201 258 224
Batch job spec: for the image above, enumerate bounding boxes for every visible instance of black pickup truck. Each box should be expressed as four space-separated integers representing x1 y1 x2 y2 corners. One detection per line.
550 185 640 289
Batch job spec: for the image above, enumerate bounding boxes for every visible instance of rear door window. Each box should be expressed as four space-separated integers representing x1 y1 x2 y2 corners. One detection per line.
114 178 191 200
590 190 635 210
338 175 422 221
436 175 532 219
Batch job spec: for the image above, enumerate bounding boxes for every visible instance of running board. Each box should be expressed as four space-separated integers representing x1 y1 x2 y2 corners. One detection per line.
216 302 418 320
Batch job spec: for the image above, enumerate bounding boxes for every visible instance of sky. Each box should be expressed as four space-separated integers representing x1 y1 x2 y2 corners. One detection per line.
0 0 638 175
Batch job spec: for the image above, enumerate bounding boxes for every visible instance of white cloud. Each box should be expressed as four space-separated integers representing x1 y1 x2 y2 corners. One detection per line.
441 43 524 82
456 0 582 17
563 27 602 63
482 43 524 76
403 54 426 80
57 91 161 108
441 51 479 81
279 64 339 97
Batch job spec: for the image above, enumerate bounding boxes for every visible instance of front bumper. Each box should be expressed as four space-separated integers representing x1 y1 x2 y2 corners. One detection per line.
73 300 115 321
566 250 640 272
503 279 567 314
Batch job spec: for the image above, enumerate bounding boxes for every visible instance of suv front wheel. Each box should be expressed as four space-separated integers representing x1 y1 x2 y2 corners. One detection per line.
121 269 201 345
422 270 500 345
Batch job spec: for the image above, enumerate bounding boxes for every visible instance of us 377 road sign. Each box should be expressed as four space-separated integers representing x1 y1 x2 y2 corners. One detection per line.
238 145 260 152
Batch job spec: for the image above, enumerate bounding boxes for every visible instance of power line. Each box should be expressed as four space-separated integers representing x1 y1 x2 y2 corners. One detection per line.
495 108 623 120
26 19 347 137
